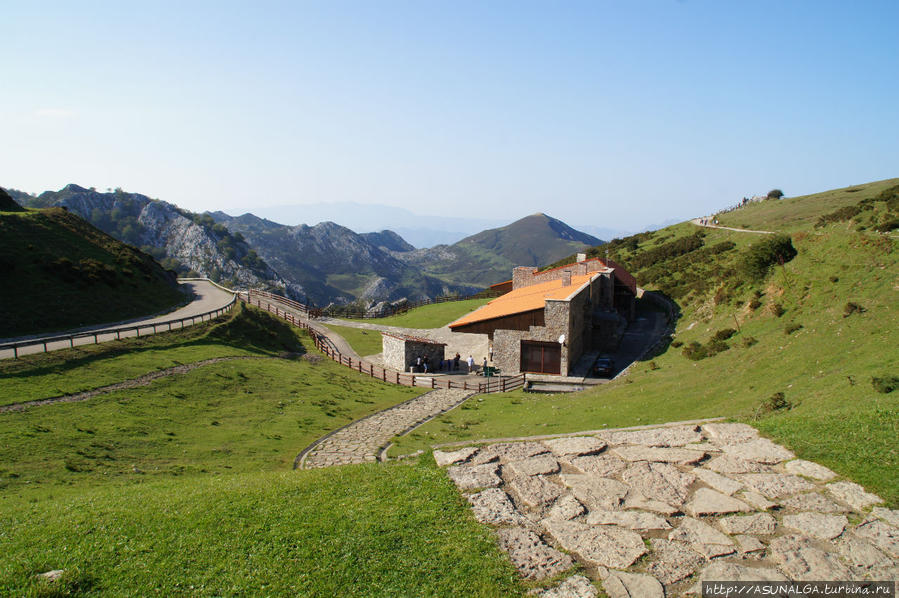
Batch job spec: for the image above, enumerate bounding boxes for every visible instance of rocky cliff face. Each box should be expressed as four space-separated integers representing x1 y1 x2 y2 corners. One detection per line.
212 213 475 306
20 185 299 297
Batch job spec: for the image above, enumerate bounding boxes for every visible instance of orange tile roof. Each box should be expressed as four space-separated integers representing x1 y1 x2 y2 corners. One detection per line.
449 273 598 329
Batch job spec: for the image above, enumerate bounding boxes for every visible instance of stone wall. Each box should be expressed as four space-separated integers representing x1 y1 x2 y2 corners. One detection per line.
382 334 446 372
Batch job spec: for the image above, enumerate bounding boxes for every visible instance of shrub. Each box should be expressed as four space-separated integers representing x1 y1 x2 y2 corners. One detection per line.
748 299 762 310
671 340 683 348
771 303 786 317
871 376 898 394
705 339 730 356
712 328 737 342
784 322 803 335
742 336 758 348
815 205 862 228
648 361 659 371
758 392 792 415
874 218 899 232
740 235 798 281
682 341 707 361
843 302 865 317
767 189 784 200
829 276 839 283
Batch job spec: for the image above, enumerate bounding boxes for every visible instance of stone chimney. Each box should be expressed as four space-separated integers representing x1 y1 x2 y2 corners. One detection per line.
576 253 587 263
512 266 539 289
561 270 572 287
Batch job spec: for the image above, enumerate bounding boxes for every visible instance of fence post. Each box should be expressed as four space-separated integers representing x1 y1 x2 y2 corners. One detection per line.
69 337 74 348
94 333 98 344
412 375 416 387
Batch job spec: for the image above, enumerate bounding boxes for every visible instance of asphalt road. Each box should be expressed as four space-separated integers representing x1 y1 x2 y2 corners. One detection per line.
0 280 235 360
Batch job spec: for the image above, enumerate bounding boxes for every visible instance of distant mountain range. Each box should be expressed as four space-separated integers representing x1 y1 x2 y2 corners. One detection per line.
12 185 605 306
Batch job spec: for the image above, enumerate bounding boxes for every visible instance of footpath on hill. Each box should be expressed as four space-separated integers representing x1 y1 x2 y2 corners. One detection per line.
0 280 235 359
691 218 774 235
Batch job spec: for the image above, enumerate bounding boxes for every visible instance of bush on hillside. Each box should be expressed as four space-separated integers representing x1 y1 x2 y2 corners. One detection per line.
682 342 707 361
843 302 865 317
757 391 792 415
815 205 863 228
712 328 736 342
742 336 758 348
871 376 898 394
784 322 803 335
771 303 786 317
766 189 784 200
739 235 797 281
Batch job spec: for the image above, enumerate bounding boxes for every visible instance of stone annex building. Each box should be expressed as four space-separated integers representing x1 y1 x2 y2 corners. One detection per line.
449 254 637 376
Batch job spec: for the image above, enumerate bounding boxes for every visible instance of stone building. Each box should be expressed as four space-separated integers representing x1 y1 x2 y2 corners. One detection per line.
448 254 637 376
381 332 446 373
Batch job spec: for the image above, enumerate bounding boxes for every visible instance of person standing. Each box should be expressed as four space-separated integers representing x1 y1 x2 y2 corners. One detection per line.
466 355 474 373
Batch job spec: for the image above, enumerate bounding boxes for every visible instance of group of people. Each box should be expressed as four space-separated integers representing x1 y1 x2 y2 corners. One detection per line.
411 353 482 374
698 217 719 226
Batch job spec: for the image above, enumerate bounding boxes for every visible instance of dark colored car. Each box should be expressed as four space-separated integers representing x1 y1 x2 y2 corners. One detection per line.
593 358 614 377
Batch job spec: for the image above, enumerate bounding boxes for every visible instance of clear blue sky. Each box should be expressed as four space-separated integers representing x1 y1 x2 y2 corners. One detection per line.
3 1 897 230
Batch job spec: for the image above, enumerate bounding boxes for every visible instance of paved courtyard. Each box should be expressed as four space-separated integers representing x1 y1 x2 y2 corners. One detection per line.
434 421 898 597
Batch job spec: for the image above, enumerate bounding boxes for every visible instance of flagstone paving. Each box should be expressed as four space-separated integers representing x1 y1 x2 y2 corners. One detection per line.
433 422 899 597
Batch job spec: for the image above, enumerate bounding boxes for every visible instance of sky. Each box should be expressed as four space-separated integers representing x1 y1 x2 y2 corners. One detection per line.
3 1 898 231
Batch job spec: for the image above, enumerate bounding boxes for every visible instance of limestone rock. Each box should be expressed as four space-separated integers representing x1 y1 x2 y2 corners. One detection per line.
622 492 679 516
694 561 787 585
433 446 479 467
601 425 702 447
738 473 816 499
472 441 549 464
769 534 851 580
694 468 743 495
509 475 564 509
826 481 883 511
601 571 664 598
36 570 65 582
780 492 849 514
871 507 899 529
782 512 848 541
467 488 529 526
853 519 899 559
647 539 705 585
785 459 837 481
567 454 627 477
684 488 753 517
536 575 598 598
507 454 560 477
559 474 629 511
669 517 736 558
542 519 647 569
702 422 759 445
737 490 777 511
718 513 777 535
542 436 607 457
734 534 766 554
546 495 586 521
446 463 502 490
620 461 695 507
612 445 705 465
836 533 894 576
495 527 574 580
704 454 773 474
585 509 671 530
720 438 794 464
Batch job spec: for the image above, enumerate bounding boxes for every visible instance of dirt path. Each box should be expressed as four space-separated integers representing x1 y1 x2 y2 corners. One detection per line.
691 218 774 235
0 355 271 413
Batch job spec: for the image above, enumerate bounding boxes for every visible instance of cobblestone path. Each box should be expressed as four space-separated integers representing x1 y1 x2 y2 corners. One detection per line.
435 422 898 597
299 388 475 469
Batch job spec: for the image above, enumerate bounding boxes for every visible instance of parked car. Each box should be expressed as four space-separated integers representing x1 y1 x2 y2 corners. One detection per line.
593 358 614 377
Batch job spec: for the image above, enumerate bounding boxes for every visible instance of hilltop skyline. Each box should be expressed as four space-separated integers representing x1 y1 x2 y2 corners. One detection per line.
3 1 897 230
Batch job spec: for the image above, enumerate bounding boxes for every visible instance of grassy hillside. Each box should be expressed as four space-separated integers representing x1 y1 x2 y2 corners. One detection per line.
392 180 899 506
0 207 183 337
0 306 523 596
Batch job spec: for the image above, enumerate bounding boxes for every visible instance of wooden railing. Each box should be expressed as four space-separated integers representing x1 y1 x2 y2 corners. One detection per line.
0 296 238 359
246 290 525 394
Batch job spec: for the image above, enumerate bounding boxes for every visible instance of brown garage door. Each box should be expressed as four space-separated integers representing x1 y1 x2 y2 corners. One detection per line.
520 341 561 374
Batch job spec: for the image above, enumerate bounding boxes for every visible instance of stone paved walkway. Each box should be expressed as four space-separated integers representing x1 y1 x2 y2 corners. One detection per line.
434 422 898 597
299 388 475 469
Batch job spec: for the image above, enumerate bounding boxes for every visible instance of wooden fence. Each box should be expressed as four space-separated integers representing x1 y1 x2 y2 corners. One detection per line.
246 290 525 394
0 296 238 359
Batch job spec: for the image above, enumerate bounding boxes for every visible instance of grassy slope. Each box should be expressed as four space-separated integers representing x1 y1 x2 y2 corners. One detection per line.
0 306 523 596
0 208 183 337
393 182 899 506
326 298 492 356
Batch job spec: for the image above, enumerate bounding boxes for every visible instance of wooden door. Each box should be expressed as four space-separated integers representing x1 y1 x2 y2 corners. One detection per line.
520 341 561 374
